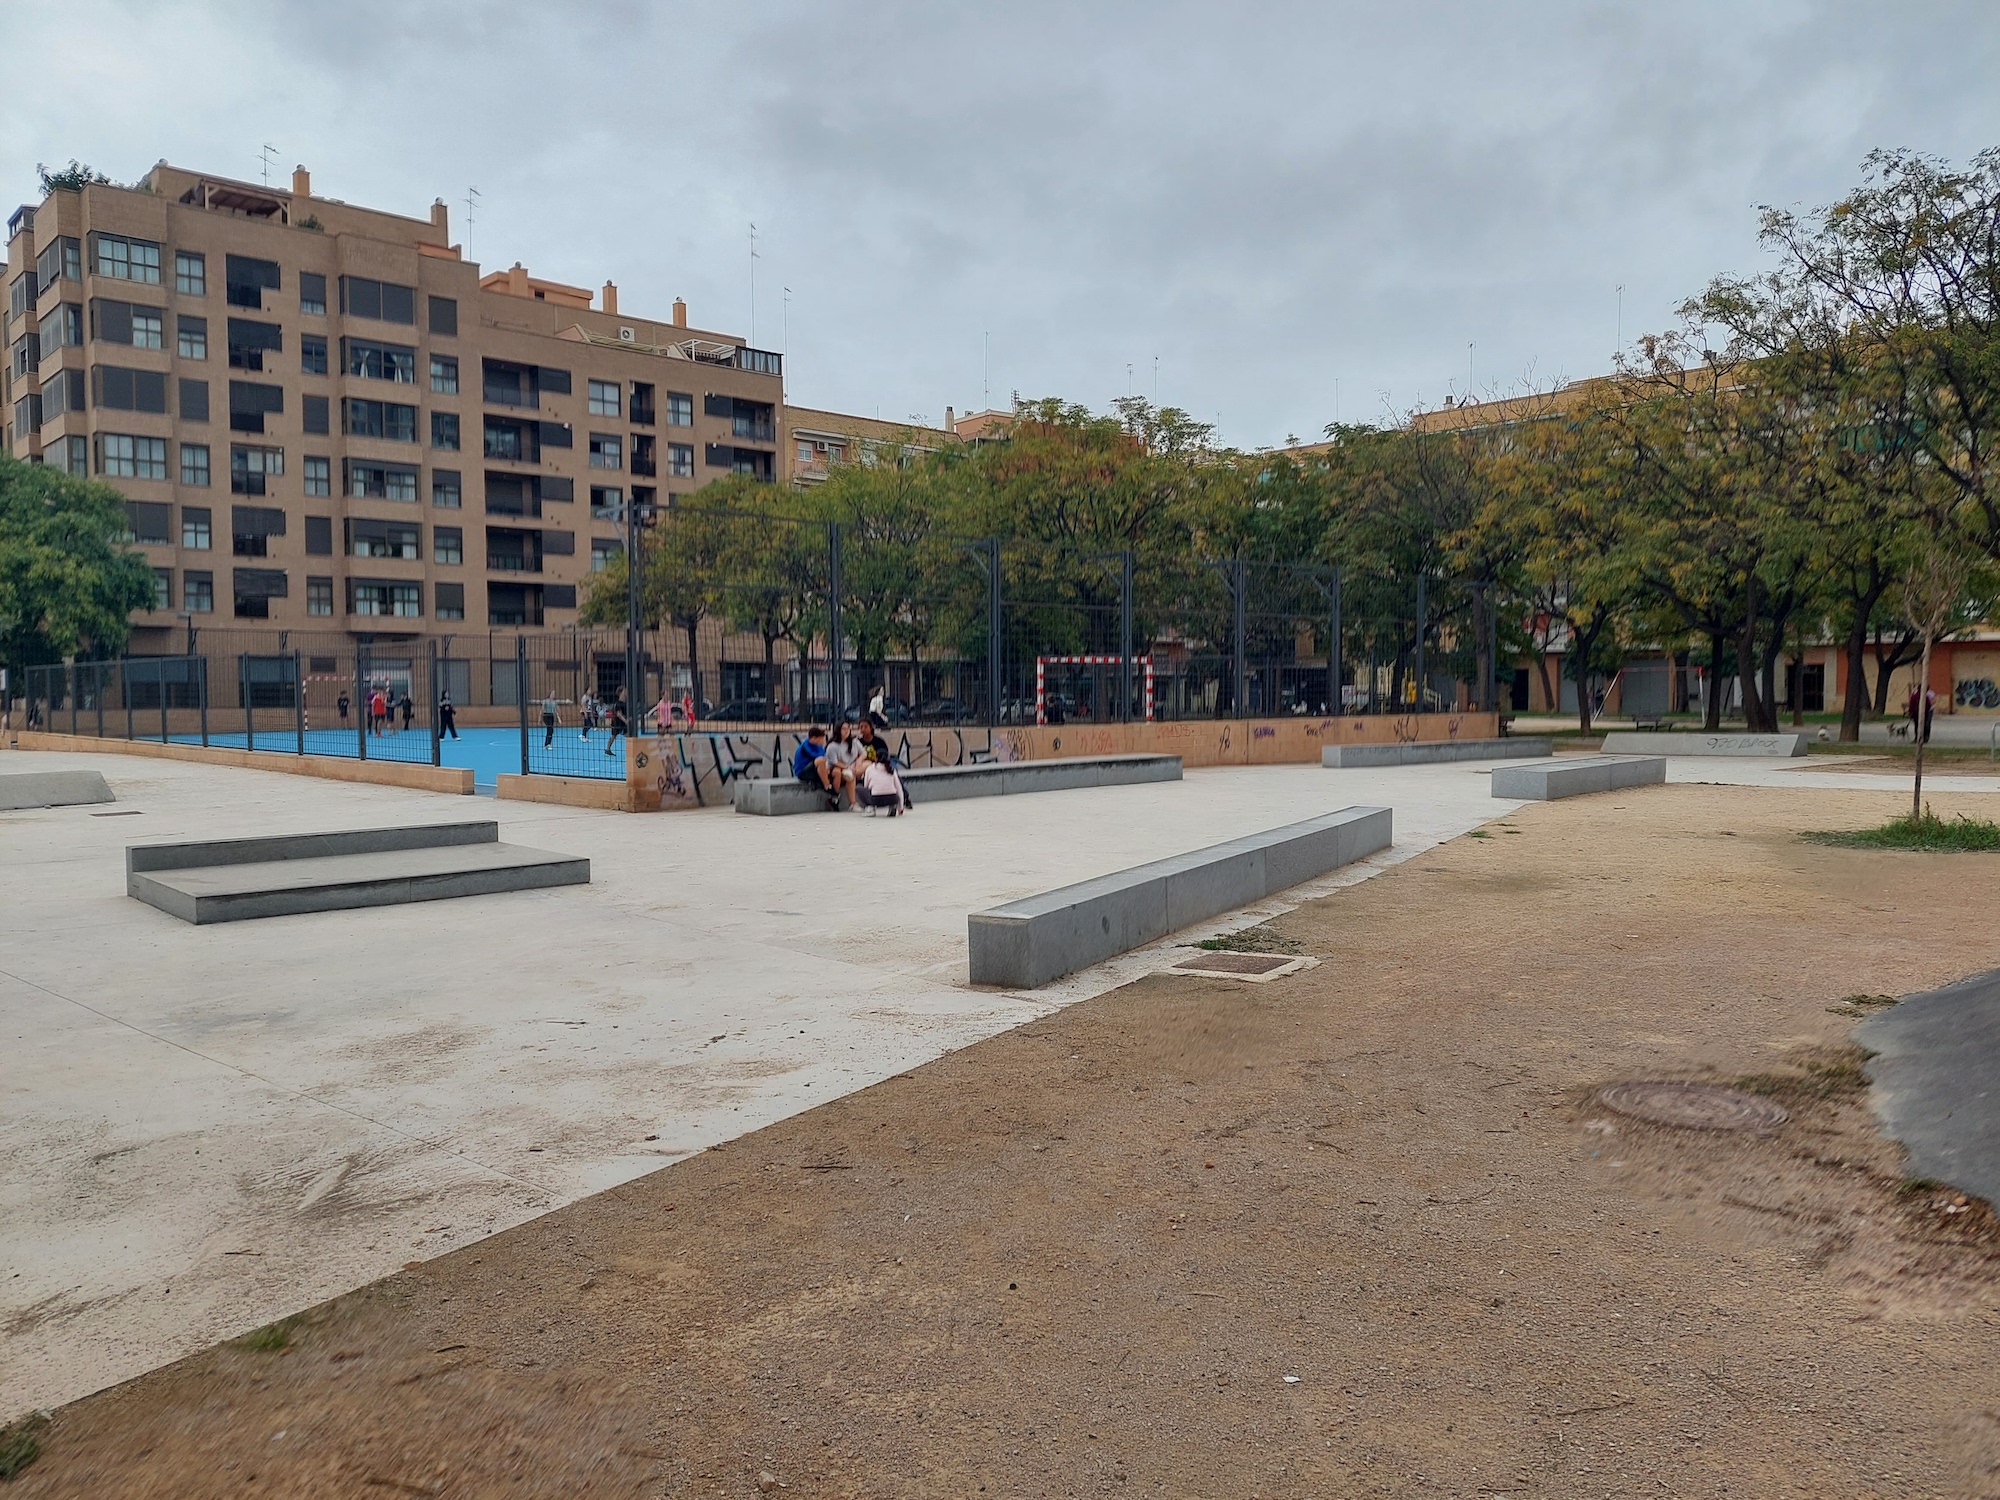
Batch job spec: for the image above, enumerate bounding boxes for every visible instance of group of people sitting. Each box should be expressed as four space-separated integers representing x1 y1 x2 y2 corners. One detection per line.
791 720 913 816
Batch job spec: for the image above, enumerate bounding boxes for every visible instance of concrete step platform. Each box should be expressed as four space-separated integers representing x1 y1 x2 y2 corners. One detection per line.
1599 731 1808 757
0 770 115 810
127 820 589 924
968 805 1391 989
734 753 1182 815
1491 755 1666 801
1322 738 1550 768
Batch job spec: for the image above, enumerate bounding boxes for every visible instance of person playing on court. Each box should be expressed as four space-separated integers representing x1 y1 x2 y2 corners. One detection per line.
603 695 629 756
542 690 559 748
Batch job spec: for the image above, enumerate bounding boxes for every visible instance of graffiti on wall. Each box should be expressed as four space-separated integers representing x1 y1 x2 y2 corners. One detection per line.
638 727 1001 808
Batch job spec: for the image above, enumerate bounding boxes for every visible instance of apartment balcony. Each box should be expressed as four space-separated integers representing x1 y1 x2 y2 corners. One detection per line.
483 380 538 410
486 553 542 573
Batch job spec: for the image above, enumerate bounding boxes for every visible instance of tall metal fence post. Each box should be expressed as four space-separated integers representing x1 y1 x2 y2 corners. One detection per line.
294 650 305 754
1224 560 1240 724
1119 549 1134 723
826 521 843 715
1414 574 1428 712
160 660 171 745
125 663 136 741
986 538 1002 729
199 656 209 746
355 646 367 761
624 498 643 726
516 635 530 774
429 640 442 767
1329 566 1343 716
94 663 104 740
242 655 253 751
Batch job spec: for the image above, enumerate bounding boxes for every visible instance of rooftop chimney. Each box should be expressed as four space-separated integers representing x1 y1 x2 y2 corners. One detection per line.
945 406 955 431
672 298 687 328
601 281 619 315
431 198 449 235
508 262 530 297
292 165 310 198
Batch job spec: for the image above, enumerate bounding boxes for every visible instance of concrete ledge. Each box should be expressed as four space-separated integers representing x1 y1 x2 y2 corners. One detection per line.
9 732 474 794
497 772 632 811
1599 731 1808 757
734 753 1184 815
126 820 589 924
1322 738 1550 768
0 769 115 810
1490 755 1666 801
967 805 1391 989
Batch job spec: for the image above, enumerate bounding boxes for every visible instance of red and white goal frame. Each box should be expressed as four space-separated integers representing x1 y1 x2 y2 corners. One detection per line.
1035 654 1154 724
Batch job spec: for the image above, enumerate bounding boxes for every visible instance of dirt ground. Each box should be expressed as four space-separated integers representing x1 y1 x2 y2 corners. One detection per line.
14 783 2000 1499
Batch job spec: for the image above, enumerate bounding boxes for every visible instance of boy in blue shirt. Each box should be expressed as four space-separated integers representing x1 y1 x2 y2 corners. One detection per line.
792 727 839 809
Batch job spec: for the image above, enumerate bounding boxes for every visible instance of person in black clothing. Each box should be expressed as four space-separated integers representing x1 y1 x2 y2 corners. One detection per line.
398 691 415 731
438 690 458 739
603 696 628 755
337 690 350 727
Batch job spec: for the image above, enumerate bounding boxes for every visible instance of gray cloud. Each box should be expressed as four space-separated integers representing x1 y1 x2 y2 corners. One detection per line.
5 0 1999 445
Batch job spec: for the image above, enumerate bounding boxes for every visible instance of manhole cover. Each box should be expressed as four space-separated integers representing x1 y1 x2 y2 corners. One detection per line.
1596 1081 1788 1132
1174 951 1297 975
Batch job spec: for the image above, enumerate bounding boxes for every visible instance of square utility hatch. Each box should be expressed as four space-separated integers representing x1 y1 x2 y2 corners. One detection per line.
1168 951 1319 983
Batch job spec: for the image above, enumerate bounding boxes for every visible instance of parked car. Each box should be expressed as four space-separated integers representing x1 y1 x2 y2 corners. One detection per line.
915 697 973 723
707 697 774 722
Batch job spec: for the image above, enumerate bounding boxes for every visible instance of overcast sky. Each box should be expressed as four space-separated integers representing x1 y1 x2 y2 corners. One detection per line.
7 1 2000 448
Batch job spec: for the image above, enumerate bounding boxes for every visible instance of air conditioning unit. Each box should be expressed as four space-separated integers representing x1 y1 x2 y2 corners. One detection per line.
618 326 635 343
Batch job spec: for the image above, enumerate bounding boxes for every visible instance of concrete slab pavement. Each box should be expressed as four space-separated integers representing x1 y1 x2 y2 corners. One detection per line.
1858 969 2000 1209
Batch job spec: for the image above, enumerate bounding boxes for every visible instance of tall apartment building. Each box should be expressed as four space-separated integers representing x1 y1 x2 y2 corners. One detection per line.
2 161 783 655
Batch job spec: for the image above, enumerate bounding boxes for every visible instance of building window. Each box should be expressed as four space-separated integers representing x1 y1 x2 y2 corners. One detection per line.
299 271 326 316
589 485 623 517
182 504 211 548
667 442 694 478
39 302 82 358
429 296 457 336
346 461 418 501
94 233 162 283
588 379 621 417
184 571 213 613
178 378 209 423
430 354 458 394
431 469 461 508
100 434 169 479
589 432 622 469
350 580 421 617
225 255 281 310
151 568 172 610
226 318 283 370
231 504 287 557
229 444 284 494
177 314 206 360
307 576 334 616
434 526 463 565
54 435 88 476
232 568 287 618
180 445 211 490
303 394 330 435
40 368 84 419
666 392 693 426
125 501 173 543
435 581 465 621
340 276 416 324
132 309 164 349
175 251 205 297
344 337 416 383
91 298 165 346
38 236 81 286
95 365 169 413
430 411 460 450
228 380 284 433
303 455 331 497
300 334 328 375
344 398 418 442
305 515 332 555
591 537 622 572
349 517 420 559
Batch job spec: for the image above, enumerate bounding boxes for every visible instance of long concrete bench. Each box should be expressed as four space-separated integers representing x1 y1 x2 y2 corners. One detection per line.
1490 755 1666 801
1322 738 1550 768
967 805 1391 989
127 820 589 924
734 753 1183 815
1599 731 1808 757
0 770 115 810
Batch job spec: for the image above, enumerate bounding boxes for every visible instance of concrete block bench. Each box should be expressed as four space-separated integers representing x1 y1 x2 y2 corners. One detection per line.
0 770 115 810
1322 738 1550 768
968 805 1391 989
1599 731 1807 757
734 753 1183 815
127 820 589 924
1490 755 1666 801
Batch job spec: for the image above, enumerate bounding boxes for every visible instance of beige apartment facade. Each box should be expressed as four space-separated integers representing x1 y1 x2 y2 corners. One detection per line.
2 161 783 660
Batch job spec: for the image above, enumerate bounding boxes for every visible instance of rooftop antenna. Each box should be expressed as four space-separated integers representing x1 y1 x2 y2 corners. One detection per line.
259 143 277 188
465 186 481 257
1468 341 1475 401
782 286 791 354
1616 284 1624 355
983 332 990 406
749 223 759 347
1153 355 1159 406
1126 361 1133 397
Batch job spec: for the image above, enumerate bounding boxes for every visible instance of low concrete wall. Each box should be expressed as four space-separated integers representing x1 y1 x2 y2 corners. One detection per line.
1491 756 1666 801
495 772 632 811
913 753 1181 802
967 805 1392 989
8 731 474 795
0 769 115 810
733 777 825 815
127 820 497 874
1322 737 1550 768
1599 731 1808 758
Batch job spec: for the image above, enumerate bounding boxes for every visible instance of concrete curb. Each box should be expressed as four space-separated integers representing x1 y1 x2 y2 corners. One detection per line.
1322 738 1550 768
1490 756 1666 800
734 753 1184 815
1600 731 1808 757
967 805 1391 989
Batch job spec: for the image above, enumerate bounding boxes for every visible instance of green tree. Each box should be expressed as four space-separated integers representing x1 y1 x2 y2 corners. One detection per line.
0 455 156 685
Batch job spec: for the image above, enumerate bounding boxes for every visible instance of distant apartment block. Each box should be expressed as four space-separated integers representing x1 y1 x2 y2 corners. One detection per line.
2 161 783 647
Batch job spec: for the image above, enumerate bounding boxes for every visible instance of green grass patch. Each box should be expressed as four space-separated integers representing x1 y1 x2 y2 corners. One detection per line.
1804 809 2000 852
1736 1044 1871 1106
0 1411 48 1480
1197 926 1305 956
235 1316 302 1353
1828 992 1899 1018
1898 1176 1944 1197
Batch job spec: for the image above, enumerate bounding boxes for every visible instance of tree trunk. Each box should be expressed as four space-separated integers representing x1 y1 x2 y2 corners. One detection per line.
1841 611 1870 742
1573 620 1598 737
1738 588 1770 733
1913 635 1932 821
1535 650 1556 715
682 616 701 716
1704 630 1726 731
764 634 778 717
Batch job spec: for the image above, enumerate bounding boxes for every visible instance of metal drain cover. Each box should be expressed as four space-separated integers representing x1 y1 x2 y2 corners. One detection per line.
1596 1081 1789 1132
